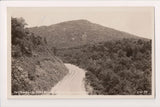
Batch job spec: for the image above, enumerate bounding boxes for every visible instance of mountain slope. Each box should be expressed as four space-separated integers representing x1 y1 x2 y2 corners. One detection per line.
29 19 141 49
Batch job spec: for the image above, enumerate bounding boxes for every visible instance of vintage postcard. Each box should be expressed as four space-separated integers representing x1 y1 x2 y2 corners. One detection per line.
7 7 155 98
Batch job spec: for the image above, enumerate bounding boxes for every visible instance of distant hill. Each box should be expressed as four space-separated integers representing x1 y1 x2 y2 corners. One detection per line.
29 19 142 49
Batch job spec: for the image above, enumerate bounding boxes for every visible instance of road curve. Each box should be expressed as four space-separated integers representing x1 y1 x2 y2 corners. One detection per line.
51 63 87 95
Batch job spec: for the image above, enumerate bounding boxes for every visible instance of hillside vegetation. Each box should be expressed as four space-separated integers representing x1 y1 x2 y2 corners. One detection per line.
57 39 152 95
11 17 68 95
13 18 152 95
29 19 140 49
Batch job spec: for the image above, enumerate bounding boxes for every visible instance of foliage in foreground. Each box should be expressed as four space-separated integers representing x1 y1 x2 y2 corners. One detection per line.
11 17 68 95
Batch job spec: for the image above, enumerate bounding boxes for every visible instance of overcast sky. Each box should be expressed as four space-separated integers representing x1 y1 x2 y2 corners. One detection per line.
9 7 154 39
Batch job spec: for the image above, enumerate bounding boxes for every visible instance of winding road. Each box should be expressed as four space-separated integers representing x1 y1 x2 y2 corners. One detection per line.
51 63 87 95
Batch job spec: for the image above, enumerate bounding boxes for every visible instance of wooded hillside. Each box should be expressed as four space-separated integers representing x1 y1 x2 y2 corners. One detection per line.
57 39 152 95
11 17 68 95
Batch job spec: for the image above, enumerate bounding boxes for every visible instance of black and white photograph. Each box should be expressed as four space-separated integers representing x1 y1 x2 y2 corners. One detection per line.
7 7 154 98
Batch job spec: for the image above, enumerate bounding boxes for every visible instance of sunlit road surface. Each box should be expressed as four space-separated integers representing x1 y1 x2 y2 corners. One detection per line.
51 63 87 95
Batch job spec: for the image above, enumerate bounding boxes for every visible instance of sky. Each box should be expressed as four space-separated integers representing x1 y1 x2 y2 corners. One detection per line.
8 7 154 39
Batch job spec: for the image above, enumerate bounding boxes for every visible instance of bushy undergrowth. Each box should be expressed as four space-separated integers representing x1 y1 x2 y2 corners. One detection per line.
11 17 68 95
57 39 152 95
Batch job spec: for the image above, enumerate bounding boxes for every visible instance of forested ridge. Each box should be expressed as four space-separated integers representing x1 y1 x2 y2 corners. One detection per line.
57 39 152 95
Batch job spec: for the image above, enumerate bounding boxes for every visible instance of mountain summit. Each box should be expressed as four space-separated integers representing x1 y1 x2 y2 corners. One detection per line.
29 19 140 48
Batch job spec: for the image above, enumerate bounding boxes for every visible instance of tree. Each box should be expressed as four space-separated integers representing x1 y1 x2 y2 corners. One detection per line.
44 37 47 44
11 17 27 45
51 46 57 55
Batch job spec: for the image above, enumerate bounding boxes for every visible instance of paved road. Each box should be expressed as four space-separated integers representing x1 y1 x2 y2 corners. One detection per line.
51 63 87 95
